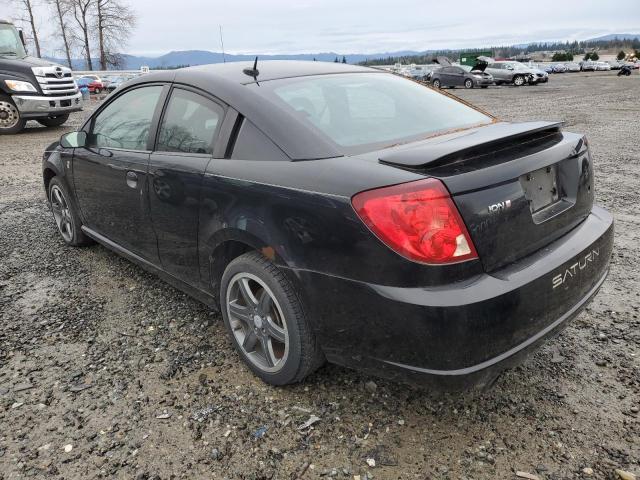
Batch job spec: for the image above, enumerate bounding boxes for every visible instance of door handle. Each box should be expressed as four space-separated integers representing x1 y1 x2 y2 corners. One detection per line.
126 171 138 188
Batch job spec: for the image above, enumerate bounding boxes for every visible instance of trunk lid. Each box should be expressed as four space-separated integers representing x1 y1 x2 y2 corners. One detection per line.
378 122 594 271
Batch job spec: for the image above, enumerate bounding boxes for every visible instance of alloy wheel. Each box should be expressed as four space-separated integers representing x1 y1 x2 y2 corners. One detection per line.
226 272 289 372
0 100 20 130
50 185 74 242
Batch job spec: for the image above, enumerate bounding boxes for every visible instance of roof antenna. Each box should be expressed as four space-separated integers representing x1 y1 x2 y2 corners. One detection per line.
219 25 226 63
243 56 259 80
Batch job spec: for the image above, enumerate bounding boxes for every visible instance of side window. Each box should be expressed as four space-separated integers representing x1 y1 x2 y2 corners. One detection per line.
231 120 288 161
157 89 223 155
90 86 162 150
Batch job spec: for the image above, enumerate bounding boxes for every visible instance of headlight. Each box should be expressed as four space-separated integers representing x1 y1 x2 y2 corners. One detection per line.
5 80 38 92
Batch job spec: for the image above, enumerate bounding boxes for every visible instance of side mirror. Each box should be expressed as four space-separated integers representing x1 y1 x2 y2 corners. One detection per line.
18 29 26 47
60 131 87 148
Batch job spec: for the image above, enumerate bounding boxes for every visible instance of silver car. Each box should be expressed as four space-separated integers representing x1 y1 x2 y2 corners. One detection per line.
484 61 537 86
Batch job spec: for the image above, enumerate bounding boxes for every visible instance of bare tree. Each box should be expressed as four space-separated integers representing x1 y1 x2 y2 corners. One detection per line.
12 0 42 57
71 0 94 70
47 0 74 68
95 0 136 70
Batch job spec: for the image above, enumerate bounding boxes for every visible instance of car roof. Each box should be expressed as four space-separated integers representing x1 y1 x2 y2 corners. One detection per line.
124 61 385 160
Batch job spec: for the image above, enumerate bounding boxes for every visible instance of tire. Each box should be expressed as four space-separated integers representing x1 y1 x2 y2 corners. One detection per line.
513 75 525 86
432 79 441 89
94 88 101 94
0 94 26 135
464 79 473 89
37 114 70 128
48 177 93 247
220 251 324 385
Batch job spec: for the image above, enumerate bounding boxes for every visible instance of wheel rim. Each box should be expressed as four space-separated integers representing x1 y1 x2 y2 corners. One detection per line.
433 80 440 88
465 80 473 88
0 100 20 129
50 185 73 242
226 272 289 373
514 76 524 85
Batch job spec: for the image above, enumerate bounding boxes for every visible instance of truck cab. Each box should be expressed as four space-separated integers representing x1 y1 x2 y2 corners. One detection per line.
0 19 82 134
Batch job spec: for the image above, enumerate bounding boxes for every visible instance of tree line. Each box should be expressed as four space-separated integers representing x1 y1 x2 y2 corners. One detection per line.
361 37 640 66
11 0 137 70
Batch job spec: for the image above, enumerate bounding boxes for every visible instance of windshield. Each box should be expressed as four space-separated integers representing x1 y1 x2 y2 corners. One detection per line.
250 73 492 154
0 23 27 58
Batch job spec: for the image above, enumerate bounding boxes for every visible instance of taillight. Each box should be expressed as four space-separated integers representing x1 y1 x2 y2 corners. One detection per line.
351 178 478 265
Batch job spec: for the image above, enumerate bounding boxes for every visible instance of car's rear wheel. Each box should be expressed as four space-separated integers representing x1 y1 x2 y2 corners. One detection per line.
513 75 525 86
0 95 26 135
464 79 473 89
220 251 324 385
48 177 92 247
37 114 70 128
432 79 441 88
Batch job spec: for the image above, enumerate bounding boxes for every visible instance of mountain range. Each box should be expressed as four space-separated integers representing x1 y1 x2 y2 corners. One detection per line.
46 33 640 71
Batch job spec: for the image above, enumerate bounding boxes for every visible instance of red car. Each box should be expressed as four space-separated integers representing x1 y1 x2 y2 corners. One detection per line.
78 76 104 94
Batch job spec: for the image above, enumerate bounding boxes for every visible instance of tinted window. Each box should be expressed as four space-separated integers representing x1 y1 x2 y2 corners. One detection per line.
157 89 223 155
90 86 162 150
231 120 288 161
251 73 491 153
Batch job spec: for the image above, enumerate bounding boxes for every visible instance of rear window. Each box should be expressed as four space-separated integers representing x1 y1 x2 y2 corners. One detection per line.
250 73 492 154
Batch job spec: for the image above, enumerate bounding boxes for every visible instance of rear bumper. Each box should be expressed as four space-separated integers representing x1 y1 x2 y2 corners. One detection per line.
289 206 613 390
12 92 83 118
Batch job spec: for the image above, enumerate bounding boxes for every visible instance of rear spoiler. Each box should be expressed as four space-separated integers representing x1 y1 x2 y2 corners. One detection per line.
379 121 564 169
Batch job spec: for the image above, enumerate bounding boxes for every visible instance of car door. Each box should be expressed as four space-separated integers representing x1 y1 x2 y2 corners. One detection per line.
438 67 453 86
450 67 465 86
72 84 167 262
147 86 226 285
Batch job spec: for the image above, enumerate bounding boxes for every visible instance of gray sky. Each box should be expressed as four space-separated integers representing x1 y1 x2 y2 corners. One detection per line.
2 0 639 57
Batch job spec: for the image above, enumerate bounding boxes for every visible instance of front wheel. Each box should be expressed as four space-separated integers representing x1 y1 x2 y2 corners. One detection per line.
220 252 324 385
0 95 26 135
48 177 92 247
431 79 441 89
464 79 473 89
37 114 70 128
513 75 525 86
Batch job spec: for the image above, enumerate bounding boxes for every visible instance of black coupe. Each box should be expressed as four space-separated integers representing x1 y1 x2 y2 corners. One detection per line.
42 61 613 389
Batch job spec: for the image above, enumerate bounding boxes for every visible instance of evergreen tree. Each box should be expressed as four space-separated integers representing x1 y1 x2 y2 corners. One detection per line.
617 50 626 60
341 56 347 64
334 56 339 63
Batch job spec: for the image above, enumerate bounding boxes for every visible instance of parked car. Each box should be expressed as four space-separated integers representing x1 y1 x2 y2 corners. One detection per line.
551 63 567 73
595 62 611 71
79 75 104 93
105 76 128 93
565 62 581 72
430 65 493 89
607 60 623 70
529 66 549 83
580 61 597 71
484 60 537 86
42 61 613 389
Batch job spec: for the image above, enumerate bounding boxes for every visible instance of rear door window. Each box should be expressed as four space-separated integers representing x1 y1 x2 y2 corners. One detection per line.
156 88 224 155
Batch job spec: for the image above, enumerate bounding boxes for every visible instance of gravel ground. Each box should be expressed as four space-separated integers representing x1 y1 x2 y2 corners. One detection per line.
1 72 639 480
